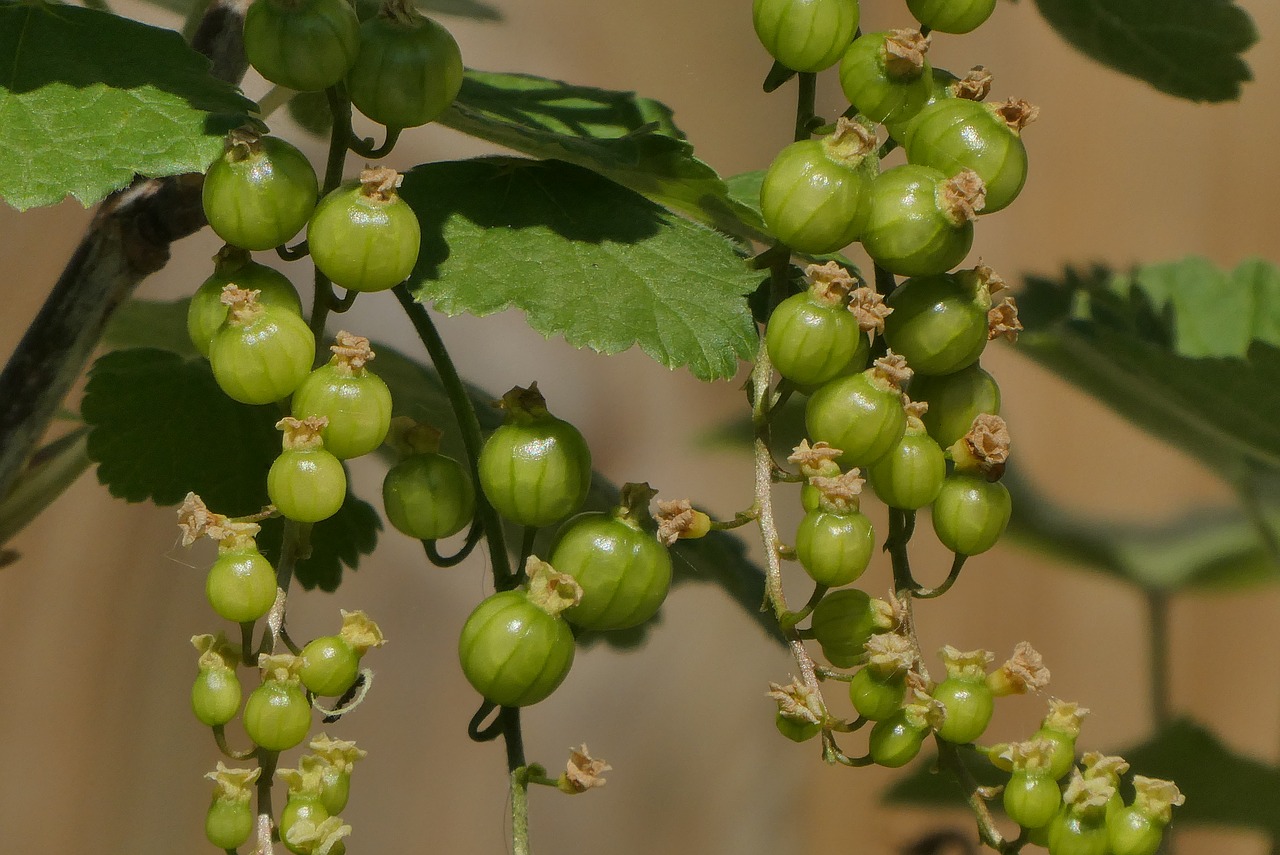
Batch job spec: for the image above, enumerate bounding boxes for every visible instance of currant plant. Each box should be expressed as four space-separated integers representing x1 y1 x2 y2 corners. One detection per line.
0 0 1269 851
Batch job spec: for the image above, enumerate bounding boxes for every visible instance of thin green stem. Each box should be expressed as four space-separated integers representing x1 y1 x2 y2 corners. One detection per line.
309 87 353 349
212 725 255 760
912 553 967 599
276 240 309 261
794 73 818 142
511 764 532 855
935 738 1019 853
518 525 538 572
349 126 402 159
421 521 483 568
239 621 256 667
393 285 512 586
255 748 280 836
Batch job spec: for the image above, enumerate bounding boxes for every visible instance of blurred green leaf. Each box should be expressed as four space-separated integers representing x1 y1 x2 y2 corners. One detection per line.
883 744 1005 808
1121 718 1280 833
1032 0 1256 102
1005 470 1280 591
1017 260 1280 472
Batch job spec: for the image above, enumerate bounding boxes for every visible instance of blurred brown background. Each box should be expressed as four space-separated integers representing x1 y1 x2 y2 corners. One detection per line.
2 0 1278 852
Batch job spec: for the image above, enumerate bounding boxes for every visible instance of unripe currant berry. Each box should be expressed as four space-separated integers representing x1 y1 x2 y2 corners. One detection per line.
906 98 1038 213
809 588 890 668
1107 776 1184 855
1005 771 1062 831
849 666 907 720
205 544 278 623
839 29 933 126
752 0 860 73
907 0 997 34
244 655 312 751
268 417 348 523
932 646 995 744
765 265 869 387
308 167 421 293
867 403 946 510
478 384 592 528
1048 773 1113 855
190 633 244 727
860 165 984 277
203 130 318 251
244 0 361 91
382 448 476 541
1036 699 1090 780
868 708 929 768
457 559 579 707
291 331 393 459
884 266 998 376
794 471 874 587
280 796 330 854
761 118 878 254
549 484 672 631
932 473 1011 556
206 797 255 849
209 286 316 406
805 352 912 468
908 362 1001 449
775 712 822 742
299 636 359 696
188 247 302 359
347 0 463 129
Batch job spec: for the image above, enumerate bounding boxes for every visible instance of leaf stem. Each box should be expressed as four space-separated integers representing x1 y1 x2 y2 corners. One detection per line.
349 126 402 160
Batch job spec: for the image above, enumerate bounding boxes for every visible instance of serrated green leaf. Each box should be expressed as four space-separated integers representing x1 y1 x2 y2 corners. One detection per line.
883 745 1006 808
257 493 382 592
82 348 279 514
400 157 760 381
1005 470 1280 591
1032 0 1256 102
725 169 765 217
0 2 255 210
1017 262 1280 471
441 69 766 239
1121 718 1280 833
82 345 380 590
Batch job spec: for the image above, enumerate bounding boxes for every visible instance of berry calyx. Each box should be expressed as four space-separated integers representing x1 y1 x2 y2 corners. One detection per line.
768 678 826 742
790 439 844 512
1035 698 1091 780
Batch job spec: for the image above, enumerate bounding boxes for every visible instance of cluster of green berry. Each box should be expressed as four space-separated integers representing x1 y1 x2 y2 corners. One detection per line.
243 0 463 132
456 385 675 708
179 495 385 855
747 3 1184 852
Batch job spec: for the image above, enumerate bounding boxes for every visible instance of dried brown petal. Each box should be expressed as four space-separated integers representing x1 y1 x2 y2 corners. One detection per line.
994 98 1040 133
330 330 376 371
561 745 612 793
848 286 893 340
988 297 1022 342
940 169 986 224
954 66 993 101
883 29 930 77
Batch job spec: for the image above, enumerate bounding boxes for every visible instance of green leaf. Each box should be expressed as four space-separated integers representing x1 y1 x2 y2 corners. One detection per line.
82 348 278 515
1032 0 1256 102
400 157 760 381
441 69 766 239
82 345 380 590
1005 470 1280 592
725 169 765 218
883 745 1006 807
0 2 255 210
1016 261 1280 472
257 494 382 592
1121 718 1280 833
101 297 201 357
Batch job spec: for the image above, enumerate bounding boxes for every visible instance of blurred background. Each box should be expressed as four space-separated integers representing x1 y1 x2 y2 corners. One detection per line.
1 0 1278 852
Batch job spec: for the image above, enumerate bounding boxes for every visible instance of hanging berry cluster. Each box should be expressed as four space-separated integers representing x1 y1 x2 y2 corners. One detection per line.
705 1 1188 852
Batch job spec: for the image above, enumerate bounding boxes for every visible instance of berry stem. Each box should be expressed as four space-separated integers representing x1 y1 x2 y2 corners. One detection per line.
212 725 255 761
349 126 402 160
794 72 817 142
912 553 967 599
392 284 514 586
275 239 309 261
421 521 484 567
255 748 280 842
